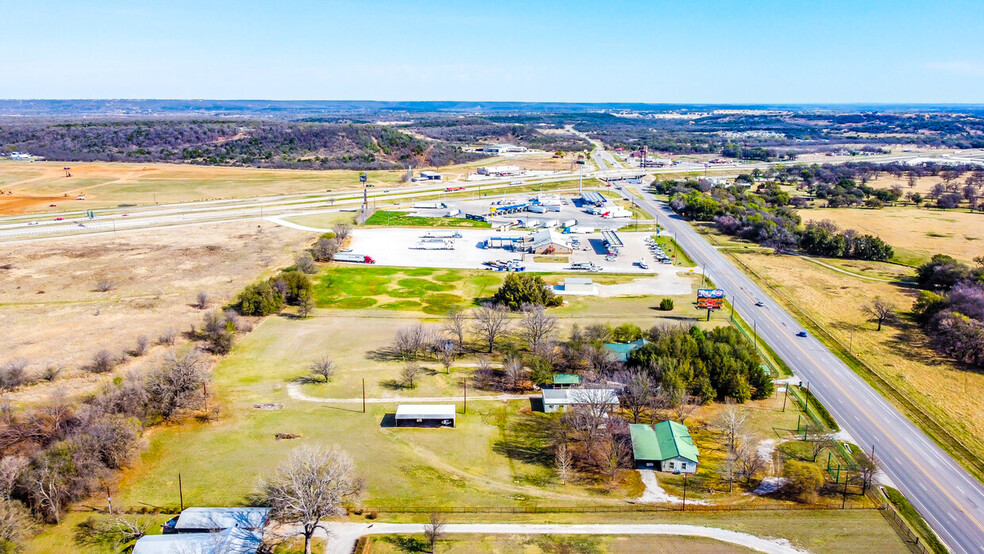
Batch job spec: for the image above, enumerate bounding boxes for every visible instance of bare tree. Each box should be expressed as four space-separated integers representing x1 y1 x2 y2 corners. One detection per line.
503 356 525 390
296 253 318 274
195 291 210 310
444 308 468 354
714 401 748 454
473 304 510 353
600 423 630 486
718 450 738 493
73 515 150 552
158 327 177 346
618 370 653 424
310 355 336 383
855 451 879 495
260 445 363 554
401 363 423 389
862 298 897 331
0 456 28 499
131 335 150 357
437 340 455 375
331 223 352 241
805 426 836 462
423 512 446 553
672 392 702 425
145 351 210 421
312 237 341 262
0 499 34 551
555 441 573 484
394 324 431 360
735 436 768 484
521 304 557 354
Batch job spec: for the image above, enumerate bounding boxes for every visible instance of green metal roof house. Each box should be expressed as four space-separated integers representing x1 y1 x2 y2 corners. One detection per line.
552 373 582 387
603 339 647 363
629 421 699 474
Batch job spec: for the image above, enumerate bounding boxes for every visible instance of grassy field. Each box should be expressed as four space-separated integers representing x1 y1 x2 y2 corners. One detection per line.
0 160 415 214
365 211 492 228
726 249 984 475
366 533 755 553
802 205 984 266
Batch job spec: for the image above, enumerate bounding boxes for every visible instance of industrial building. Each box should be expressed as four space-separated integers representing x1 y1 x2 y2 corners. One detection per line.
482 143 528 154
525 229 573 254
395 404 456 427
417 171 442 181
541 388 619 413
629 421 699 473
580 191 607 206
477 165 523 177
558 278 598 295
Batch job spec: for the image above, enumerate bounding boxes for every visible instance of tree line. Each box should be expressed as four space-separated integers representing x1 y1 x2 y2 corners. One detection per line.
913 255 984 369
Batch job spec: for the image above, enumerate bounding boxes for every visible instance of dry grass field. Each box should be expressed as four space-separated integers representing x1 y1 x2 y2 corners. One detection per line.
728 250 984 463
804 206 983 266
0 219 311 405
0 161 411 215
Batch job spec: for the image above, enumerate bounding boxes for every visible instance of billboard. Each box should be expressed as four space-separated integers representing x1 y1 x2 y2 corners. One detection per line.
697 288 725 309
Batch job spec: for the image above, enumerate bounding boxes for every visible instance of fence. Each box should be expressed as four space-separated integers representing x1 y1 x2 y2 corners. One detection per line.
364 503 875 514
881 500 934 554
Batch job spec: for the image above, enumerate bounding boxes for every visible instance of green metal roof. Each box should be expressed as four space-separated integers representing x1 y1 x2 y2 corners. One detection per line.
552 374 582 385
629 421 699 463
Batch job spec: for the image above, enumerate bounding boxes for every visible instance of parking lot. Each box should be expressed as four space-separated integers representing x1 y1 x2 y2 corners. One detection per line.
347 228 687 275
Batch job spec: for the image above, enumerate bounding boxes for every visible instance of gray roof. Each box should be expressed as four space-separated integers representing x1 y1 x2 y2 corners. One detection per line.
133 528 263 554
564 278 594 286
542 388 619 406
395 404 456 419
173 507 270 531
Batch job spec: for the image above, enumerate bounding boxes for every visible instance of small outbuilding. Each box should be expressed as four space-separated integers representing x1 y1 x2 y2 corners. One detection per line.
559 278 597 295
395 404 456 427
525 229 573 255
163 507 270 534
629 421 699 473
541 388 619 413
552 373 582 388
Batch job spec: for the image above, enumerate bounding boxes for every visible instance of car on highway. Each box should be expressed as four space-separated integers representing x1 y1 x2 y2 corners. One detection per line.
28 221 38 225
54 217 63 221
49 204 57 207
122 214 128 217
796 331 808 338
755 301 764 307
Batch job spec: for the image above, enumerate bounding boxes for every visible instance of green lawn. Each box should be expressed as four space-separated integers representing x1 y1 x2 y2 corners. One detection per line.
365 211 492 228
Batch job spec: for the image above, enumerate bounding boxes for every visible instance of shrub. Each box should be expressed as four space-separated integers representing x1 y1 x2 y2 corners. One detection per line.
131 335 150 357
89 350 117 374
782 460 824 503
492 273 561 311
0 360 30 390
158 327 177 346
233 281 284 316
659 298 674 311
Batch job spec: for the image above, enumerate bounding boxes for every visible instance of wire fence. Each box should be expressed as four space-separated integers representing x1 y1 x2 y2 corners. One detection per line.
364 503 876 514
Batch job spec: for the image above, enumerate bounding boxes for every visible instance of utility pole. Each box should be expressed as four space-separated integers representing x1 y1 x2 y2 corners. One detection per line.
178 473 184 511
362 378 366 414
682 472 688 511
842 470 850 509
782 382 789 412
463 379 467 414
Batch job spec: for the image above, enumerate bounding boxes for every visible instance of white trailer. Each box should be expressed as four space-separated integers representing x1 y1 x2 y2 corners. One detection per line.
562 219 577 228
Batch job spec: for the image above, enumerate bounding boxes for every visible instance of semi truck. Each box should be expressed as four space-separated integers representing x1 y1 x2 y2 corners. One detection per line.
334 253 376 264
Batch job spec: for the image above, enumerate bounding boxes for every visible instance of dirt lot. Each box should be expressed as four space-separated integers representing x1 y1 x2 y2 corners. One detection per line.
0 220 311 405
802 206 983 266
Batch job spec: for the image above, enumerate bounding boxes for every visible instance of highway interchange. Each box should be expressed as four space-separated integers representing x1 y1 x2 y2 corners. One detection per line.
3 147 984 551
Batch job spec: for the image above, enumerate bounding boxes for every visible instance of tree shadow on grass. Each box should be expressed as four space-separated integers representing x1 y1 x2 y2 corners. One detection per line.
380 379 409 391
365 348 406 362
380 535 427 553
492 411 557 467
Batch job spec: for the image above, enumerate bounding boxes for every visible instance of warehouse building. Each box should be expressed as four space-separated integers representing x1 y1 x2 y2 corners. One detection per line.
524 229 573 254
395 404 456 427
580 191 607 206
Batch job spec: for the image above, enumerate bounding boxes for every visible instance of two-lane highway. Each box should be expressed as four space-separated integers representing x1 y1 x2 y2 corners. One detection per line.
624 187 984 553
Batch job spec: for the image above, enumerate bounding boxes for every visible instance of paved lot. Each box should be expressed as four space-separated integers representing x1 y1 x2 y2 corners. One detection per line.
347 228 678 275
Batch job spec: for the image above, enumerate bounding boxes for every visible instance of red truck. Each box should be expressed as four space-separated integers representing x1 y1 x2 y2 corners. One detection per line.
333 253 376 264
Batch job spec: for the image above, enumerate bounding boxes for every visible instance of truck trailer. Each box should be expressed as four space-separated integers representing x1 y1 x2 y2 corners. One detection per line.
334 253 376 264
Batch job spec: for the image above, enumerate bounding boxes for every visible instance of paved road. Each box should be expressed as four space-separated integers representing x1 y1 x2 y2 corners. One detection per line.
623 188 984 553
322 522 803 554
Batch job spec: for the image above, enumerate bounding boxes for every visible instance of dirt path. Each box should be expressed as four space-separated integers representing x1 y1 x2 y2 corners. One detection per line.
796 255 898 283
321 522 805 554
286 383 531 404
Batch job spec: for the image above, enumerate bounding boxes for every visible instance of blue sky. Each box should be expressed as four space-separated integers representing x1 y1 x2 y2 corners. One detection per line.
1 0 982 102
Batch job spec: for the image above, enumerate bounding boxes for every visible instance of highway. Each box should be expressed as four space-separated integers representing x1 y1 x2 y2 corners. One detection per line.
623 186 984 553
